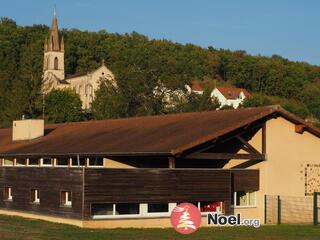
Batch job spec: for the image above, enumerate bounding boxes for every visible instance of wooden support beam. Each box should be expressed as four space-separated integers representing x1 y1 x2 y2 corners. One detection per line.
236 136 261 154
185 152 265 160
231 160 264 169
191 122 265 154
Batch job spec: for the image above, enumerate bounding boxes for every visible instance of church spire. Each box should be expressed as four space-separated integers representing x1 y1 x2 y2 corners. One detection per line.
50 5 60 51
43 6 65 81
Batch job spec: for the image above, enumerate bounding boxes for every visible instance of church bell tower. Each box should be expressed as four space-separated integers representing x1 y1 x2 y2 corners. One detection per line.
43 7 65 85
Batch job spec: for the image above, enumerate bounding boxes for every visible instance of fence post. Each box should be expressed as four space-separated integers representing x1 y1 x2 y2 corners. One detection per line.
264 195 267 224
314 192 318 226
277 195 281 225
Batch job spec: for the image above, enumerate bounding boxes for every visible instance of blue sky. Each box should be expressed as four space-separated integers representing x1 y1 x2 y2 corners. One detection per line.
1 0 320 65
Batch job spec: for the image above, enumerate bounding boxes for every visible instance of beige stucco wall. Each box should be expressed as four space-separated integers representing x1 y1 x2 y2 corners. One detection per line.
103 158 135 168
225 116 320 223
0 210 213 229
68 65 115 109
12 119 44 141
83 215 218 229
43 51 65 80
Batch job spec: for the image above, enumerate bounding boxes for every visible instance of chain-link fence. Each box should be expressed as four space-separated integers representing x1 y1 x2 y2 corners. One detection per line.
265 193 320 225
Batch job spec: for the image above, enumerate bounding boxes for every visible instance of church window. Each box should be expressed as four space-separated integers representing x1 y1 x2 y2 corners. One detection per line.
85 84 94 108
46 58 50 70
54 57 59 70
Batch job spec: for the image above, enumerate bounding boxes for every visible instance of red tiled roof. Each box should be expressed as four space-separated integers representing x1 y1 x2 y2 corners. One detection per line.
190 81 204 91
0 106 318 157
217 87 251 99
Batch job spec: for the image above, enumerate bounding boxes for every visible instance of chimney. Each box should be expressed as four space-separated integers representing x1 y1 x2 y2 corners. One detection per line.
12 119 44 141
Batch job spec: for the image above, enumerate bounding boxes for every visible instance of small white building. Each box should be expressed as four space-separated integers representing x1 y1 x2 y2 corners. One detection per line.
211 86 251 109
186 81 251 109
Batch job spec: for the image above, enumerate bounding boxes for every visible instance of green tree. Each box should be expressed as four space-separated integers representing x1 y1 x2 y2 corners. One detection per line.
172 88 220 113
45 89 83 123
300 83 320 119
93 66 166 119
92 80 126 119
1 17 320 126
242 94 309 119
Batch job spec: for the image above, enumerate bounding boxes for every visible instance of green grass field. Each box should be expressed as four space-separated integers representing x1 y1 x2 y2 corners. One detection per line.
0 215 319 240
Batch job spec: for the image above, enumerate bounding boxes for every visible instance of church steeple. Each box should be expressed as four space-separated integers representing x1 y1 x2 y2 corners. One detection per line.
43 6 65 85
46 6 63 52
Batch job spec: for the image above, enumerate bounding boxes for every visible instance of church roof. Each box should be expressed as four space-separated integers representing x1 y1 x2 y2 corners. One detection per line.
65 72 87 80
64 63 110 81
58 79 70 84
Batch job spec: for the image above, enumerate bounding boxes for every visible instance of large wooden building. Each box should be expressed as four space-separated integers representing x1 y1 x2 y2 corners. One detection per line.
0 106 319 228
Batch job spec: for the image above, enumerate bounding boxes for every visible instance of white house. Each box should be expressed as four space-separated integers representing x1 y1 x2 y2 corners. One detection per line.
186 81 251 109
211 86 251 109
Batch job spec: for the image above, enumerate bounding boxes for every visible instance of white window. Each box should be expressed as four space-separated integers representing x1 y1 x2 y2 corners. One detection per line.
4 186 12 201
31 189 40 204
199 201 222 213
115 203 140 215
91 203 140 219
92 203 114 216
56 158 69 167
16 159 26 166
88 158 104 167
90 202 222 219
41 158 53 167
61 191 72 207
233 191 256 207
71 158 85 167
147 203 169 214
4 158 14 166
28 158 39 166
178 201 222 213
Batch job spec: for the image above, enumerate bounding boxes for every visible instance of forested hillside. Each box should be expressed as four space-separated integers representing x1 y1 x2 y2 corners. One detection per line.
1 17 320 127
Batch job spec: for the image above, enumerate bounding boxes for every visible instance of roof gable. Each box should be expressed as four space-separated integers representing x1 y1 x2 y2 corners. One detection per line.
65 64 113 81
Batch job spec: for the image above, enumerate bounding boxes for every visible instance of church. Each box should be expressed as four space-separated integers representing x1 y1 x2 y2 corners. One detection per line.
42 10 116 109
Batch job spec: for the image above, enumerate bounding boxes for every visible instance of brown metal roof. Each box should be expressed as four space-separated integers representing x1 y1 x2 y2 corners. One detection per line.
0 106 319 157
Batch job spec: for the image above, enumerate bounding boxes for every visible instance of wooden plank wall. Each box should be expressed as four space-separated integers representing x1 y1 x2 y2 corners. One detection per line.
0 167 83 219
231 169 260 191
83 169 258 218
0 168 259 220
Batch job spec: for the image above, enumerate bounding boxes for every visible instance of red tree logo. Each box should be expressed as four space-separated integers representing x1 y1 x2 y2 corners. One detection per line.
171 203 201 234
